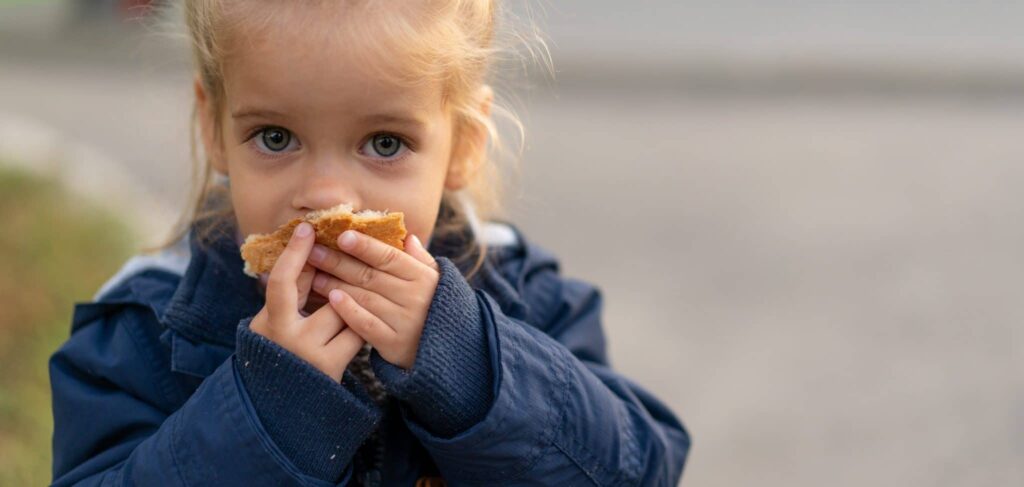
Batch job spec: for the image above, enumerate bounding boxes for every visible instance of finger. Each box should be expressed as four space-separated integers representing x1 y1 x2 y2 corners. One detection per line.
266 222 315 324
404 234 438 270
302 298 346 345
296 263 316 310
323 327 366 371
328 288 397 349
311 271 404 324
309 243 405 296
337 230 421 281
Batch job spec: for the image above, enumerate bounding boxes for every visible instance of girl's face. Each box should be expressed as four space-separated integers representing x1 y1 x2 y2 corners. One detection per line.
196 10 481 247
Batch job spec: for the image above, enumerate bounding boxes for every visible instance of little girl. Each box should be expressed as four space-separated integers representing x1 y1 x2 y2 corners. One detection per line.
49 1 689 485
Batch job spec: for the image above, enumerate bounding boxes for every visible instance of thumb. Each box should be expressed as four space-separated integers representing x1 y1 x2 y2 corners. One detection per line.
405 234 437 270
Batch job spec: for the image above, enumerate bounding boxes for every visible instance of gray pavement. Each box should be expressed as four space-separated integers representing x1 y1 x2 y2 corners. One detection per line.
2 2 1022 486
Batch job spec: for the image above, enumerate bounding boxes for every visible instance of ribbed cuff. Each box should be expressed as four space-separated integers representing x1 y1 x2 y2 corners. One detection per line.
235 320 382 483
372 257 493 438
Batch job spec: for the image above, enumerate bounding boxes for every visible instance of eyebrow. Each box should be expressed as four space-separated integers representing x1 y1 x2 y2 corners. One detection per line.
230 107 287 120
230 107 428 130
359 112 428 130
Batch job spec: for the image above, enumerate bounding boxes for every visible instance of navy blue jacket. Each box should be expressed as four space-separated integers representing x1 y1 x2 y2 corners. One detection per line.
49 220 689 486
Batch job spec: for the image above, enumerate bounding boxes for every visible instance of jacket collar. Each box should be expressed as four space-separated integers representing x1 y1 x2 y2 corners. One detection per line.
161 222 264 347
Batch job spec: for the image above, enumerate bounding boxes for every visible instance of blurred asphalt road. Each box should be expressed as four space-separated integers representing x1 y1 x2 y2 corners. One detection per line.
2 2 1022 486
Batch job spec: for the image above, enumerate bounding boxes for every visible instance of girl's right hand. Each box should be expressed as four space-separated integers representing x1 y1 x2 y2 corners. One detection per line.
249 222 365 383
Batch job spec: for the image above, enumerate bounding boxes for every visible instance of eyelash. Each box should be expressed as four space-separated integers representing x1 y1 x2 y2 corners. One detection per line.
244 126 298 159
360 132 414 167
243 126 413 168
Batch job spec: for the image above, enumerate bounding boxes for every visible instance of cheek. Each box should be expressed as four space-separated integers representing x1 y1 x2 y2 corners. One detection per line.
405 212 438 249
230 187 278 237
226 161 295 236
403 190 447 250
374 161 449 246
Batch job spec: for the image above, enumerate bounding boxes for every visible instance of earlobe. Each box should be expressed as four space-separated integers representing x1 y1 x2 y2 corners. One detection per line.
193 76 227 175
444 123 474 191
444 154 469 190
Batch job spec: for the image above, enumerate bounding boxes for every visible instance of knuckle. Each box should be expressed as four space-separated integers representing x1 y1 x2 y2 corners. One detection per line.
414 267 437 287
310 273 325 292
357 314 375 333
356 265 377 287
266 272 287 290
345 306 368 329
298 265 315 282
415 289 433 308
405 288 428 309
357 290 380 311
321 246 340 268
380 247 400 267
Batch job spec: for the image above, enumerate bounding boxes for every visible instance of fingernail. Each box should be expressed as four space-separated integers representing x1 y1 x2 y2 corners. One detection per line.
295 222 312 237
313 273 327 290
310 244 327 263
329 289 344 303
339 231 357 249
411 234 423 250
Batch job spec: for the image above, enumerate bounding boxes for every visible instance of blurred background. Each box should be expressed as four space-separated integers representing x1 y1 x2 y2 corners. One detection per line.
2 0 1022 485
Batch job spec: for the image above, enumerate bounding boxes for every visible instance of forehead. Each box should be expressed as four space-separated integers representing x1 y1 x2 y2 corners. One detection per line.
219 2 445 118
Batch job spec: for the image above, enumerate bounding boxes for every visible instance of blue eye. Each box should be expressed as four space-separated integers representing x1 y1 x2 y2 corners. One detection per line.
254 127 298 153
363 134 405 158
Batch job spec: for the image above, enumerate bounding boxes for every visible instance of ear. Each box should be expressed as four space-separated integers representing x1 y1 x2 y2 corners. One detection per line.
194 76 228 175
445 85 494 191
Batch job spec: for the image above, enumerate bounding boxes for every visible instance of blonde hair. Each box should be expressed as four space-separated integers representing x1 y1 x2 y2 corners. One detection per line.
156 0 549 279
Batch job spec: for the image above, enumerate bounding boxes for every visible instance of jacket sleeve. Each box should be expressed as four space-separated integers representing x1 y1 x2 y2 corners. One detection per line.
49 304 380 487
372 253 691 486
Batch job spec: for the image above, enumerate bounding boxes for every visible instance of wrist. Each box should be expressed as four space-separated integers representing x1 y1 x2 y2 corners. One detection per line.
372 257 494 437
235 318 381 481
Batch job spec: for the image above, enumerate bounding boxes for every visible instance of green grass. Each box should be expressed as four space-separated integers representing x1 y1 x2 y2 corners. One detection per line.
0 166 136 485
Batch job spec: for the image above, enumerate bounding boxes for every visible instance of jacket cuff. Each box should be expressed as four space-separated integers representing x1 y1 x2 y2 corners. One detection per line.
372 257 494 438
235 319 381 483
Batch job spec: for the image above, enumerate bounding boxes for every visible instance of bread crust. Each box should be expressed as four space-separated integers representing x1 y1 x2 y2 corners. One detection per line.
239 206 407 277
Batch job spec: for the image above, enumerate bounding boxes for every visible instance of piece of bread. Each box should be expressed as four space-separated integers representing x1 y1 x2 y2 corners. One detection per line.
240 203 407 277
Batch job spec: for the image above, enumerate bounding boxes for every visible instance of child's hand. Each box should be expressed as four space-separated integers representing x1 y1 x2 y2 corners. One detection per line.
249 222 366 382
307 230 439 370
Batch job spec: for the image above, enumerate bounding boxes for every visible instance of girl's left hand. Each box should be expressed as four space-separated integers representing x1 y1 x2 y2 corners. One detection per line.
307 230 439 369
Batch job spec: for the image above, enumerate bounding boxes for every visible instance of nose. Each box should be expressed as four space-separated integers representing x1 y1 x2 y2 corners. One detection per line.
291 160 361 213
